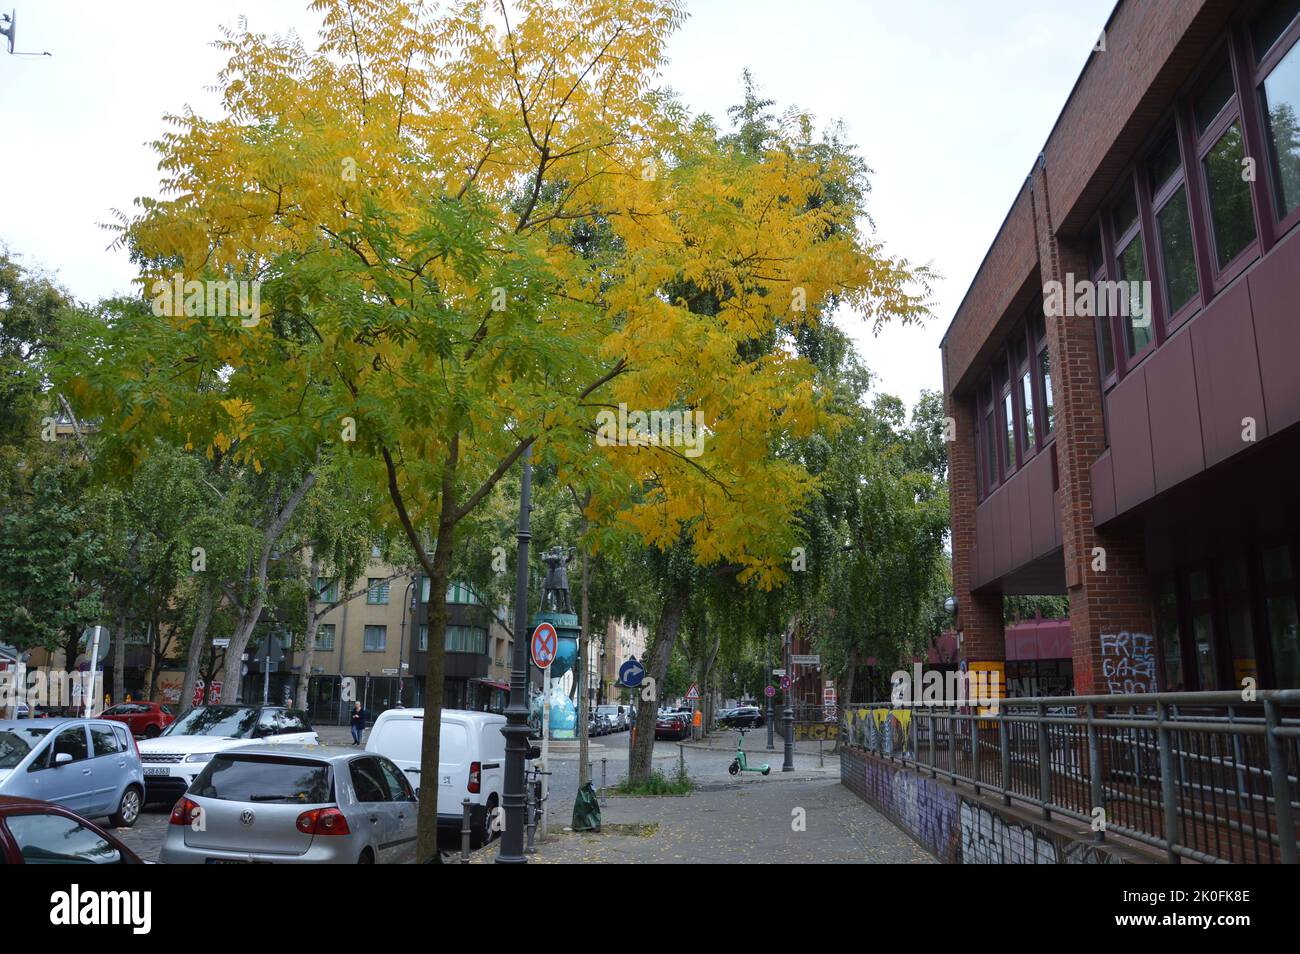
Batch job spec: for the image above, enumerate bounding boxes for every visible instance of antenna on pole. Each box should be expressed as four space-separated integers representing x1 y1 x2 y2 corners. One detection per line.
2 9 53 57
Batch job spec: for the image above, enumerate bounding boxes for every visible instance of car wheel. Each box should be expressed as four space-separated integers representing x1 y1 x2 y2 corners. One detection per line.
144 724 161 739
479 795 499 847
358 848 375 864
110 786 142 828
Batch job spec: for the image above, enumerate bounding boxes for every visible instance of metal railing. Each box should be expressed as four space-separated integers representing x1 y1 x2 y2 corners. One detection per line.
840 690 1300 864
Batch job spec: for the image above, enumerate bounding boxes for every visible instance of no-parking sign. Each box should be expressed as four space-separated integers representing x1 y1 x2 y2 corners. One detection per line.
531 622 558 669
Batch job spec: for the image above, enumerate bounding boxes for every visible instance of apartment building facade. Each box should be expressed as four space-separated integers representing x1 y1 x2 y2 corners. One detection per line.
944 0 1300 695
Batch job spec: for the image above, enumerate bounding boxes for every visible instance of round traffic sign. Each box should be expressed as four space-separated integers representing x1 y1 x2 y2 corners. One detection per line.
764 685 776 698
619 657 645 688
780 675 791 690
531 622 558 669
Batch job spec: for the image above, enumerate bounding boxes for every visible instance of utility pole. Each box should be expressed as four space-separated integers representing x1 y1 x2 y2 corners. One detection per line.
498 444 533 864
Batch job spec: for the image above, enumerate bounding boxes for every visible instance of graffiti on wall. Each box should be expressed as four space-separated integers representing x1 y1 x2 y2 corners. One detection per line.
793 722 838 741
845 751 960 861
1099 632 1156 694
841 707 912 755
959 799 1124 864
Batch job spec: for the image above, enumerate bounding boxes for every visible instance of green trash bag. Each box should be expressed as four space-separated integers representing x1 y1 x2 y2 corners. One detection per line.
572 781 601 832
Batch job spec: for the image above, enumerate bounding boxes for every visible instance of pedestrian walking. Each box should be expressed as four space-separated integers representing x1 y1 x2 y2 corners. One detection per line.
350 701 366 745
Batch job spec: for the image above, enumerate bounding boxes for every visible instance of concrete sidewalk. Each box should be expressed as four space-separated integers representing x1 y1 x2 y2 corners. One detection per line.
470 772 932 864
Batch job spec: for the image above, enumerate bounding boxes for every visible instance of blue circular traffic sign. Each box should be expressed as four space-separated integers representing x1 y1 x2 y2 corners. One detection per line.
619 657 645 688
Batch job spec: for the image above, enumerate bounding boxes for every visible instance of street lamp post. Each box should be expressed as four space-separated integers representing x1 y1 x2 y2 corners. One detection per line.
782 629 794 772
398 576 416 706
498 443 534 864
766 630 774 751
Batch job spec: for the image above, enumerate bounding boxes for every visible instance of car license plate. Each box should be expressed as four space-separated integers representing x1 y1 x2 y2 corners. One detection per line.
144 767 170 777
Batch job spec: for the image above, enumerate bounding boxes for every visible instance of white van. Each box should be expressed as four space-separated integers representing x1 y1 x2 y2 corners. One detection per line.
366 708 521 847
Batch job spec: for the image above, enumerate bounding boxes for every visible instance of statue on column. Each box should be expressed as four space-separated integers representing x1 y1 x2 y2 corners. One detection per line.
540 546 576 615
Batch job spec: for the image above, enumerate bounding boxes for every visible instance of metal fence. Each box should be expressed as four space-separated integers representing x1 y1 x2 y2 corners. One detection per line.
840 690 1300 864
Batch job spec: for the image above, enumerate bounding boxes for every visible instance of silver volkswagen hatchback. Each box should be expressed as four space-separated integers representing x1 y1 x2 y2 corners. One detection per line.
159 743 418 864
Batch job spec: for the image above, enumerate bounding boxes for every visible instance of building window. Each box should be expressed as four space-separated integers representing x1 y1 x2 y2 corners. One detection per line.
1002 391 1015 474
316 577 338 604
446 625 488 655
1192 52 1259 275
446 582 481 605
1254 0 1300 228
1111 184 1155 359
315 624 335 652
1038 349 1054 435
1203 120 1257 268
418 625 427 652
367 578 390 605
363 625 387 652
1148 131 1200 321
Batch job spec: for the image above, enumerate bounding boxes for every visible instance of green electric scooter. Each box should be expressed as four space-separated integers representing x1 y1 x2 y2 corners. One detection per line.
728 729 771 776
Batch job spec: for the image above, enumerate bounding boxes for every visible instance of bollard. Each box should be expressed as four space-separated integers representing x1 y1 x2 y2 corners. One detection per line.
600 757 608 806
818 739 823 768
525 782 537 854
678 742 685 779
460 797 472 861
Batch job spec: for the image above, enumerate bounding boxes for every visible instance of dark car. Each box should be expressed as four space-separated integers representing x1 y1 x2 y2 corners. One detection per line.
654 712 690 740
101 701 176 739
722 706 764 729
0 795 144 864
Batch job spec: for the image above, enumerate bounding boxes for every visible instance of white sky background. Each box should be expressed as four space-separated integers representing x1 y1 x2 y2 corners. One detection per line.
0 0 1114 408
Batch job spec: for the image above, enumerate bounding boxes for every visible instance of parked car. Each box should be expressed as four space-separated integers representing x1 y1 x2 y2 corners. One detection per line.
161 745 417 864
596 705 626 731
366 707 535 848
136 705 318 805
721 706 764 728
0 795 143 864
0 718 145 827
654 712 690 740
101 701 176 739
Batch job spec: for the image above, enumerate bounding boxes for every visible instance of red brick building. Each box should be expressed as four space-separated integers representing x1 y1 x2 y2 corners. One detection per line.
943 0 1300 695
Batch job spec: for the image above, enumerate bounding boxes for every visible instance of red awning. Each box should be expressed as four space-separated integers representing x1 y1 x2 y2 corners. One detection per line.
1005 619 1072 661
471 679 510 692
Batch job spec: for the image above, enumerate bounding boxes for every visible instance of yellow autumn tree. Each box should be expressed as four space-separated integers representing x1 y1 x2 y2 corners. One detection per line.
61 0 931 858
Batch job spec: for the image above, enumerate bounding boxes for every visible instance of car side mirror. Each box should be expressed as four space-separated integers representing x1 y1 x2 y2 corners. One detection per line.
53 752 73 766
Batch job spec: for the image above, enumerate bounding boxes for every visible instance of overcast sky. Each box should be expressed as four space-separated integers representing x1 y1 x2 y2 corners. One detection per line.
0 0 1113 408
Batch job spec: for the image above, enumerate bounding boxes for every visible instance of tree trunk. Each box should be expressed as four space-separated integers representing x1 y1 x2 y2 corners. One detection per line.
628 581 689 783
225 471 316 703
412 457 457 863
112 611 127 705
296 553 322 711
179 588 214 716
700 621 721 737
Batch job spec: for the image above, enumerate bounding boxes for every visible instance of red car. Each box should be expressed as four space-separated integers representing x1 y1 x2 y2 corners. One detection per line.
654 712 690 740
101 701 176 738
0 796 143 864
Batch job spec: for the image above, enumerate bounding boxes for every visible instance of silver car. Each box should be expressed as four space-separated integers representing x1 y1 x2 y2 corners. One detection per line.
159 744 418 864
0 719 144 828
